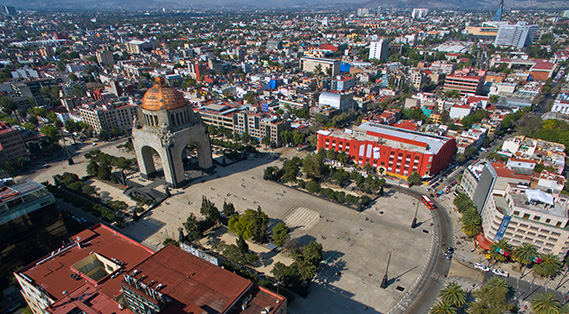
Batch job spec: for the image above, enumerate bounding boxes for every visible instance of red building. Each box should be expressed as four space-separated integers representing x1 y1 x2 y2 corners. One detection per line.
317 122 456 178
443 68 486 95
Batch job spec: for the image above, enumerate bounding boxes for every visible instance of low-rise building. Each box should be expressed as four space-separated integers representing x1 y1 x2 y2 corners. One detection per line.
317 122 456 178
499 136 565 174
300 57 340 76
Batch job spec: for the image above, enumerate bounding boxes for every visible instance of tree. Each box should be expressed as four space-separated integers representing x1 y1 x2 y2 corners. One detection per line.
200 196 220 223
228 207 269 243
513 242 538 269
438 282 466 308
489 239 512 262
97 163 112 181
236 235 249 256
261 135 271 147
302 153 327 179
468 277 512 314
183 213 203 241
407 171 422 186
430 301 457 314
40 125 61 143
453 193 475 212
462 217 481 237
223 201 237 219
531 292 563 314
444 90 461 99
534 254 562 278
272 222 290 247
86 160 99 177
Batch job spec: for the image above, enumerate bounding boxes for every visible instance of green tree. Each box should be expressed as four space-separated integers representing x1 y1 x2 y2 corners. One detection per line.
489 239 512 263
86 160 99 177
439 282 466 308
534 253 561 278
531 292 563 314
97 163 112 181
407 171 422 186
261 135 271 147
513 242 538 270
302 153 327 179
223 201 237 219
444 90 461 99
228 207 269 243
200 196 220 223
183 213 203 241
272 222 290 247
468 277 512 314
430 301 457 314
40 125 61 143
236 235 249 256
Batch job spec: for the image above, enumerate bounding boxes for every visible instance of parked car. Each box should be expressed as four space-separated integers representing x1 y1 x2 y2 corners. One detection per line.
492 269 509 277
474 263 490 272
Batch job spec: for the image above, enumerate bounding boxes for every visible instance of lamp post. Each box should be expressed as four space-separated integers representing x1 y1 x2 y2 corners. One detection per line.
380 252 392 288
411 200 419 229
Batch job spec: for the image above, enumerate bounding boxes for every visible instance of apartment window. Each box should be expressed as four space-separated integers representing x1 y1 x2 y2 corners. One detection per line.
556 222 562 228
513 211 520 216
545 219 551 224
523 214 530 220
533 216 541 221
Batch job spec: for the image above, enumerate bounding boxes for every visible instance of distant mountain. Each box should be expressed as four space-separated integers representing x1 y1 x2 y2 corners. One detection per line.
2 0 568 11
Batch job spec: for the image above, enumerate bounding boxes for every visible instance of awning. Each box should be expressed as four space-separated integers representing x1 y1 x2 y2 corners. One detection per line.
476 233 493 251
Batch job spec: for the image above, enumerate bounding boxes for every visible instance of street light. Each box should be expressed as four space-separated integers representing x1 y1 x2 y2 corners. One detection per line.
411 201 419 229
380 252 391 289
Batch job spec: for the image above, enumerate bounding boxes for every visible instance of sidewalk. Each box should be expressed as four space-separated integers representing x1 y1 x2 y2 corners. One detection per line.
434 186 569 295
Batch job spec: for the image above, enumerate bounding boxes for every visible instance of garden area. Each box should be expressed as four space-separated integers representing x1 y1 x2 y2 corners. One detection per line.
264 149 385 210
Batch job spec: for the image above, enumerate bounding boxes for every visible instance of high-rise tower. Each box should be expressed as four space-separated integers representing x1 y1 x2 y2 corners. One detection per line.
493 0 504 22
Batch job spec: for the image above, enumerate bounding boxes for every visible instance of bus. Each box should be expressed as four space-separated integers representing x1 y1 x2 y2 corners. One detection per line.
421 195 435 210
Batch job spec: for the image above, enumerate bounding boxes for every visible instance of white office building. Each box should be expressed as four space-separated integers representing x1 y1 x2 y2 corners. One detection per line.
369 39 390 61
494 22 538 49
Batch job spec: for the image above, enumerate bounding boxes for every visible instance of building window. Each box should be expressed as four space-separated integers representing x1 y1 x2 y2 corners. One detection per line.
513 211 520 216
523 214 530 219
533 216 541 221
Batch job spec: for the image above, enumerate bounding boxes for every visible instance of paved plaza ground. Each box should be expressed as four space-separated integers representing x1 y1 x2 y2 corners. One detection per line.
20 140 437 313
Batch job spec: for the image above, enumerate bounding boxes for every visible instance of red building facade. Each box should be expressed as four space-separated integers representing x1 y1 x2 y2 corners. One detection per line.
317 123 456 178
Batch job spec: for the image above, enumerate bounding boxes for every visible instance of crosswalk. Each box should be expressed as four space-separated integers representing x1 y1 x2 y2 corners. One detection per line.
283 207 321 230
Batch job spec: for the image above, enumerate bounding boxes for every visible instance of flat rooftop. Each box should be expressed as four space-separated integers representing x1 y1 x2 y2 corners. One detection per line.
358 122 450 154
19 224 154 312
124 245 285 314
509 186 569 219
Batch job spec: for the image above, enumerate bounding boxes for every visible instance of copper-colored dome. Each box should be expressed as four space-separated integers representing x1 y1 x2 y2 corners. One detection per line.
141 77 186 111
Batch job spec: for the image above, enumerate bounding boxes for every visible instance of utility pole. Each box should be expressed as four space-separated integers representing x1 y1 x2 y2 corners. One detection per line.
411 200 419 229
380 252 392 288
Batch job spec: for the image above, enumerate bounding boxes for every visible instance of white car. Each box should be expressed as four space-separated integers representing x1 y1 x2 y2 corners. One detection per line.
492 269 509 277
474 263 490 272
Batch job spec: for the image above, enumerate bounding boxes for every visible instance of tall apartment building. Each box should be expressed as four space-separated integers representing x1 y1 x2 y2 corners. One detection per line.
15 224 286 314
78 101 138 134
369 39 390 61
0 181 67 289
300 57 340 76
317 122 456 178
95 50 115 66
126 40 154 54
494 22 538 49
412 8 429 19
0 122 29 163
443 68 486 95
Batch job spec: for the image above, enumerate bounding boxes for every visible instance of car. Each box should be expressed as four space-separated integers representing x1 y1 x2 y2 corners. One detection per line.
492 269 509 277
426 187 431 192
447 247 454 254
474 263 490 272
445 254 451 260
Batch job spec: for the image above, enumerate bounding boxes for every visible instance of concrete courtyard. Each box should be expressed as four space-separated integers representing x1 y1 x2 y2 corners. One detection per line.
21 141 436 314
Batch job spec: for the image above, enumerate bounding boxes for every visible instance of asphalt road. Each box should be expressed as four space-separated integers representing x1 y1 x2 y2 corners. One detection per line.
387 186 453 314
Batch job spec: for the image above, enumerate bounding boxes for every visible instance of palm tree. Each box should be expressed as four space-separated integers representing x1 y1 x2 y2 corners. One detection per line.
462 219 481 237
430 301 457 314
453 193 471 210
534 254 562 279
531 292 562 314
513 242 538 275
484 277 509 294
439 282 466 308
489 239 512 263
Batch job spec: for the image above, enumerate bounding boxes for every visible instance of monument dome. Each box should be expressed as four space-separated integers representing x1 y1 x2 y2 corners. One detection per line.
141 77 186 111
